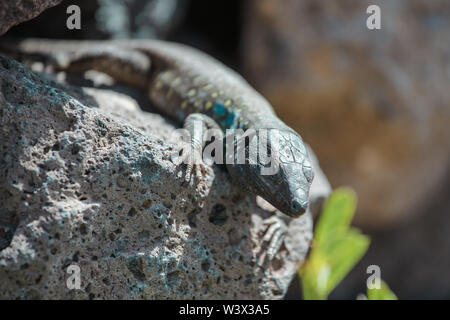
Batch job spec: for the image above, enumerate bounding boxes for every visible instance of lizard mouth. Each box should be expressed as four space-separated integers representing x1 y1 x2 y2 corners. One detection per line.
288 198 308 217
261 194 307 218
254 180 308 218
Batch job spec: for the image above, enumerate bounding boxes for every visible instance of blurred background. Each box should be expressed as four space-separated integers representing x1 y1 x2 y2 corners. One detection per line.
5 0 450 299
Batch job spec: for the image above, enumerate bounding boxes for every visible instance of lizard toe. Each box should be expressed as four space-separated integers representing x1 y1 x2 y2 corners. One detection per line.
258 213 289 265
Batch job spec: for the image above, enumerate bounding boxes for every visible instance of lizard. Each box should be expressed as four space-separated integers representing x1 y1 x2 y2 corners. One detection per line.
1 38 316 262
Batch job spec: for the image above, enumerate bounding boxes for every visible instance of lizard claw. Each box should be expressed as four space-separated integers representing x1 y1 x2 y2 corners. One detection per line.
171 143 211 208
176 146 206 184
258 213 289 266
185 153 206 183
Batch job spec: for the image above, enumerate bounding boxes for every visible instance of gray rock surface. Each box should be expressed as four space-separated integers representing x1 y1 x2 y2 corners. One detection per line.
0 55 315 299
0 0 63 35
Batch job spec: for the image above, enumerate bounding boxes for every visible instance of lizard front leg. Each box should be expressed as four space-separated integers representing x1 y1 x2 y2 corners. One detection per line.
172 113 222 206
260 211 290 265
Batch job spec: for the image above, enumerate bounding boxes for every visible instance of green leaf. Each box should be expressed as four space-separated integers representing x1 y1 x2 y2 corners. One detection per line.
314 187 357 246
299 187 370 300
300 231 370 299
324 230 370 295
367 280 398 300
299 250 330 300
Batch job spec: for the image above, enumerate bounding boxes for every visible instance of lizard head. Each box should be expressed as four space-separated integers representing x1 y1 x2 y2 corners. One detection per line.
226 128 314 218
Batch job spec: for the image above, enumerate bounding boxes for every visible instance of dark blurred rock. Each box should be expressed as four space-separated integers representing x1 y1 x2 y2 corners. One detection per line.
0 0 62 35
242 0 450 228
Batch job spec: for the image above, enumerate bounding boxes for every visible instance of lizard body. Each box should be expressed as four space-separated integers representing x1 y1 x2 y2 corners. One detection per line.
2 39 314 219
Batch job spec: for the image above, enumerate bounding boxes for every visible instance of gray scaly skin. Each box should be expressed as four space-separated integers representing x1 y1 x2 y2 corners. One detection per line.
2 39 315 261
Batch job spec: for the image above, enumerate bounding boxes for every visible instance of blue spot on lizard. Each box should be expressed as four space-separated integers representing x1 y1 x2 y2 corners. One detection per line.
212 102 238 129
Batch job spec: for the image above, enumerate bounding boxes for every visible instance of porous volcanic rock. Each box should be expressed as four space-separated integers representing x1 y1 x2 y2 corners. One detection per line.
0 54 316 299
0 0 63 35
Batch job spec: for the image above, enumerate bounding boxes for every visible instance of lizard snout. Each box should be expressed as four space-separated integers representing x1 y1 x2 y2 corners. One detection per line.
290 198 308 216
